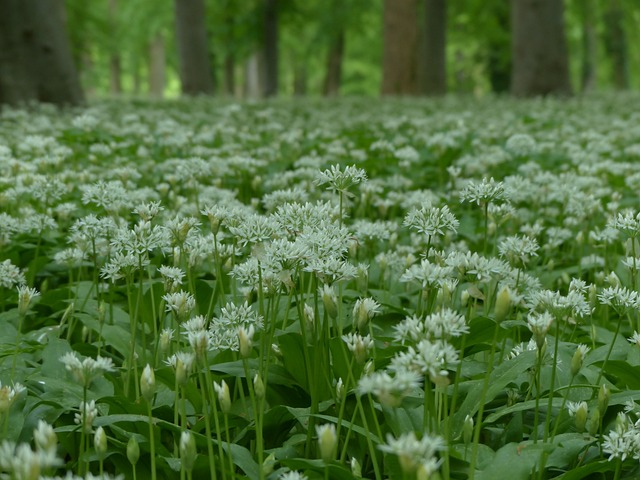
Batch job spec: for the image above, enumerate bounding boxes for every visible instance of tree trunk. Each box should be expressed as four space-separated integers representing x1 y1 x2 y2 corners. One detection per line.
422 0 447 95
487 2 511 93
322 30 344 96
174 0 214 95
604 0 629 90
263 0 279 97
382 0 419 95
148 33 165 98
293 61 307 96
580 0 597 93
244 52 262 99
0 0 84 106
108 0 121 94
510 0 572 97
224 53 235 96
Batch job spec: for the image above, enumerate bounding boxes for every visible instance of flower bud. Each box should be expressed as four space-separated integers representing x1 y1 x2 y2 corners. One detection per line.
364 360 374 376
17 286 39 316
570 346 587 377
33 420 57 455
607 271 621 288
303 304 315 331
598 384 609 416
127 436 140 465
350 457 362 478
140 364 156 403
214 380 231 415
159 328 173 357
463 414 474 445
575 402 588 433
494 285 511 323
321 284 338 319
262 453 276 476
239 325 255 358
253 373 265 400
461 289 470 307
316 424 337 463
335 378 344 401
94 426 107 460
180 431 197 472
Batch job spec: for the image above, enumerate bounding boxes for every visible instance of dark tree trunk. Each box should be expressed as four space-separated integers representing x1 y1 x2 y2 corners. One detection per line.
263 0 279 97
422 0 447 95
224 53 235 96
604 0 629 90
510 0 572 97
148 33 165 98
322 30 344 96
0 0 84 106
382 0 419 95
108 0 121 94
580 0 597 93
174 0 214 96
293 61 307 96
487 2 511 93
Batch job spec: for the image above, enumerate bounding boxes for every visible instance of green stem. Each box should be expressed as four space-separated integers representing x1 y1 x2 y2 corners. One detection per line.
147 401 157 480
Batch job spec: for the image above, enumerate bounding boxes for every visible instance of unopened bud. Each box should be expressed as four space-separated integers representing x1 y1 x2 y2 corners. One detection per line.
94 426 107 459
598 384 609 416
494 286 511 323
575 402 588 433
463 414 474 445
140 364 156 403
127 436 140 465
322 285 338 319
588 409 600 436
607 271 621 288
180 431 197 472
253 373 265 400
238 325 255 358
350 457 362 477
316 424 337 462
214 380 231 415
262 453 276 476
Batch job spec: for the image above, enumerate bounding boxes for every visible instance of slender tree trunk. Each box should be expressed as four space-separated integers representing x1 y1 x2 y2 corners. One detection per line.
382 0 419 95
322 30 344 96
580 0 597 93
224 53 235 96
148 33 165 98
487 2 511 93
263 0 279 97
244 52 262 98
511 0 572 97
108 0 122 94
0 0 84 105
174 0 214 95
604 0 629 90
422 0 447 95
294 61 307 96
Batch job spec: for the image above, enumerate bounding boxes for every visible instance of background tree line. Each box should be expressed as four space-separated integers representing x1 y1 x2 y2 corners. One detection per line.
0 0 638 106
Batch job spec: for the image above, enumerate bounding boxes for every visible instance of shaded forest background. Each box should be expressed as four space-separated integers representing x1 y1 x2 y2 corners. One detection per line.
1 0 639 105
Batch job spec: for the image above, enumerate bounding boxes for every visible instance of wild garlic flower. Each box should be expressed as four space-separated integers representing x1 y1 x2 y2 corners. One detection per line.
352 297 381 330
509 338 538 359
394 309 468 344
209 302 263 352
598 286 640 314
498 235 539 266
228 213 277 247
459 177 506 205
33 420 57 457
0 259 26 289
74 400 98 433
404 204 459 239
526 288 592 321
163 290 196 322
315 164 367 197
158 265 185 292
379 431 445 475
81 180 130 213
17 285 39 316
59 352 115 387
165 352 196 386
357 369 422 407
400 259 454 289
342 333 373 365
527 311 554 349
628 331 640 347
389 339 459 383
0 439 61 479
0 382 26 414
608 210 640 237
133 201 163 221
279 472 308 480
315 424 337 462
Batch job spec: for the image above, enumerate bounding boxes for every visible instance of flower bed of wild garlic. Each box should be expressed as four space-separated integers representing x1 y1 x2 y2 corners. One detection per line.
2 95 640 480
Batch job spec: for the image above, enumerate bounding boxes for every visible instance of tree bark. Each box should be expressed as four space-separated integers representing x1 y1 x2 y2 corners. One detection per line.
263 0 279 97
148 33 165 98
510 0 572 97
487 2 511 93
382 0 419 95
422 0 447 95
244 52 263 99
224 53 235 96
294 61 307 96
322 30 344 96
174 0 214 95
580 0 597 93
108 0 122 94
604 0 629 90
0 0 84 106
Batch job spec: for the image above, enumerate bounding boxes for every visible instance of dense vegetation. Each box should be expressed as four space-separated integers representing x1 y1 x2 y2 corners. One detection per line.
2 95 640 479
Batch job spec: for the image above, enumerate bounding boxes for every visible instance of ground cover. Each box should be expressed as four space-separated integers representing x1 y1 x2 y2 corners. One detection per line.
1 95 640 479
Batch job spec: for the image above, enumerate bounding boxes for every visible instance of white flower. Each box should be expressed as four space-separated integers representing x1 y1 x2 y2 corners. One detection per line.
357 369 422 407
460 177 506 205
404 204 459 239
315 164 367 196
379 431 445 474
59 352 115 387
